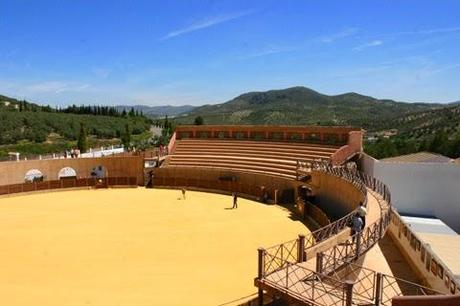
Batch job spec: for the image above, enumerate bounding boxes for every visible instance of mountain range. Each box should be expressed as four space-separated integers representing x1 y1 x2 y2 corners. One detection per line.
114 105 195 118
3 86 460 137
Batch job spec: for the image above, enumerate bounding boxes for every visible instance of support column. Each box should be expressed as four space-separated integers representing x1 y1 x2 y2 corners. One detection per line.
355 233 361 259
257 248 265 306
298 235 305 263
374 272 383 306
345 280 354 306
316 252 324 274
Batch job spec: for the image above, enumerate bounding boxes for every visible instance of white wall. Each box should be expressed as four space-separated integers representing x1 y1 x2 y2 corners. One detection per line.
371 161 460 233
388 211 459 294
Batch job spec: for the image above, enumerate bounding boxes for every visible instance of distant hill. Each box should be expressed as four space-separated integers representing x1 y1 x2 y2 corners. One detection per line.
174 86 443 131
380 104 460 137
115 105 195 118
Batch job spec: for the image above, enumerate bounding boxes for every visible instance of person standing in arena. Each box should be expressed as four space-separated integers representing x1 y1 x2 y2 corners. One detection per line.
181 188 186 200
232 192 238 209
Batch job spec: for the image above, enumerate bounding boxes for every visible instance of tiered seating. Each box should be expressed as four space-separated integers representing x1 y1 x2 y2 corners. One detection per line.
167 139 339 179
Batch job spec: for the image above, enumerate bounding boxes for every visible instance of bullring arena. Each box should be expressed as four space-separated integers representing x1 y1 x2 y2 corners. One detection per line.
0 125 459 306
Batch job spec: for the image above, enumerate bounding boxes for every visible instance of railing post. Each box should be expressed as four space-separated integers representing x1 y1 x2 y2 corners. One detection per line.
374 272 383 306
285 264 289 289
345 280 354 306
298 234 305 263
257 248 265 306
316 252 324 274
355 233 361 259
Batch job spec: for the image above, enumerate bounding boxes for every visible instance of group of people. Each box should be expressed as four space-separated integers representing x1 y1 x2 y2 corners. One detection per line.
65 148 81 158
156 145 168 157
179 188 238 209
351 202 367 238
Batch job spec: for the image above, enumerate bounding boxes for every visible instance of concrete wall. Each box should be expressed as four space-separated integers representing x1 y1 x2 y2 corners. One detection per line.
388 211 459 294
0 156 144 185
311 170 364 219
367 160 460 233
359 153 376 177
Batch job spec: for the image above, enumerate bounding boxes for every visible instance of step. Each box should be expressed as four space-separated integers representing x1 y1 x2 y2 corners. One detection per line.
169 154 298 165
167 160 296 176
164 165 296 179
168 159 296 173
169 158 297 172
172 150 331 161
174 145 334 157
178 139 340 150
176 141 338 153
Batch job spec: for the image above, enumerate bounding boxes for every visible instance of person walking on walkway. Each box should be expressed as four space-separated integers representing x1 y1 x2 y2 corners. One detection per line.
357 202 367 229
351 213 363 242
232 192 238 209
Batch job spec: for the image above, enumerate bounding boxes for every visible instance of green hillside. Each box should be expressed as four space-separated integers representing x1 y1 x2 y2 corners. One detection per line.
175 87 441 129
0 95 152 158
174 86 459 158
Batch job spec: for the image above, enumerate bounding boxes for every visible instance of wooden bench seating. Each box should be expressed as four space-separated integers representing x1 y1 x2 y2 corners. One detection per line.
166 139 339 179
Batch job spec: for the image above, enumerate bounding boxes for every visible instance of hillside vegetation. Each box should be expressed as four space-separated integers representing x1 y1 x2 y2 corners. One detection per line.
175 87 441 128
0 95 152 158
174 87 459 158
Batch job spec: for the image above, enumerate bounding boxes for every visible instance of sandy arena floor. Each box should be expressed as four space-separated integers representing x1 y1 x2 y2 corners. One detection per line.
0 188 310 306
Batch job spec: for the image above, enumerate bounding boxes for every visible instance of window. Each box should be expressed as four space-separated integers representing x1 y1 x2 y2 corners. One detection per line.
438 265 444 279
431 259 437 275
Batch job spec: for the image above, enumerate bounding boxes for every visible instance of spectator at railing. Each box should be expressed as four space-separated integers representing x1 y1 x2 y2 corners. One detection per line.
357 202 367 229
351 213 363 241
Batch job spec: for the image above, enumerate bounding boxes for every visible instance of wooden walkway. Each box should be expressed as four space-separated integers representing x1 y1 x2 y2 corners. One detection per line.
257 188 396 306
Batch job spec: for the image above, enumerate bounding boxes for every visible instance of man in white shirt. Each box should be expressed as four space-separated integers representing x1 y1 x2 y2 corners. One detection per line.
357 202 367 229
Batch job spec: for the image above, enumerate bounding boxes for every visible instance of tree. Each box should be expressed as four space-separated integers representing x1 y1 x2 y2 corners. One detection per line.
129 107 135 117
77 122 88 153
448 132 460 158
194 116 204 125
121 123 131 148
429 131 449 155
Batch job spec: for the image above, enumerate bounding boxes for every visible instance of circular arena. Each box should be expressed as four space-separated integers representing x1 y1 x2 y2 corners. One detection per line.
0 125 452 306
0 189 309 306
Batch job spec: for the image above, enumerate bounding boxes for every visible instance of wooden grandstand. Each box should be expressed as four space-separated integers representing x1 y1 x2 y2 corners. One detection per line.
164 125 363 179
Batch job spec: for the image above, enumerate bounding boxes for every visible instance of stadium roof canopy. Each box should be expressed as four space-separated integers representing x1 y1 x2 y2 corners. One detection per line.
381 151 453 163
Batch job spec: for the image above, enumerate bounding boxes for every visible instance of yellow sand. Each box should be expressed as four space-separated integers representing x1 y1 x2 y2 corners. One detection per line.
0 188 310 306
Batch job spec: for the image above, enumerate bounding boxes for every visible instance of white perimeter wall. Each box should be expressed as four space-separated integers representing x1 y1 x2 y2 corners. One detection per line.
360 154 460 233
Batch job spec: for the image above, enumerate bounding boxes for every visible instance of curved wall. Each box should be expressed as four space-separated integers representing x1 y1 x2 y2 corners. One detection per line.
0 156 144 185
153 166 303 202
154 166 365 224
311 170 365 219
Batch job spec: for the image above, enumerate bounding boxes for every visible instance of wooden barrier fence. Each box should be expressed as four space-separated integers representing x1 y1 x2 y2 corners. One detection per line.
0 177 138 196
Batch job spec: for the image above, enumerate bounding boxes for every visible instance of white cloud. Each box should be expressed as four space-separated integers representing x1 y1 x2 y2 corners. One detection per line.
320 27 359 43
25 81 90 94
238 45 298 60
354 40 383 51
382 26 460 37
161 10 253 40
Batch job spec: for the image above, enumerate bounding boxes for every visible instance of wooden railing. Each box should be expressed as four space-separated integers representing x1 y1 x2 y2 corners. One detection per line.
173 125 362 147
0 177 138 196
257 162 399 305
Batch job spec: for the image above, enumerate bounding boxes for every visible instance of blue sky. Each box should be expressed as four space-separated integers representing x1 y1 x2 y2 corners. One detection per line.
1 0 459 106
